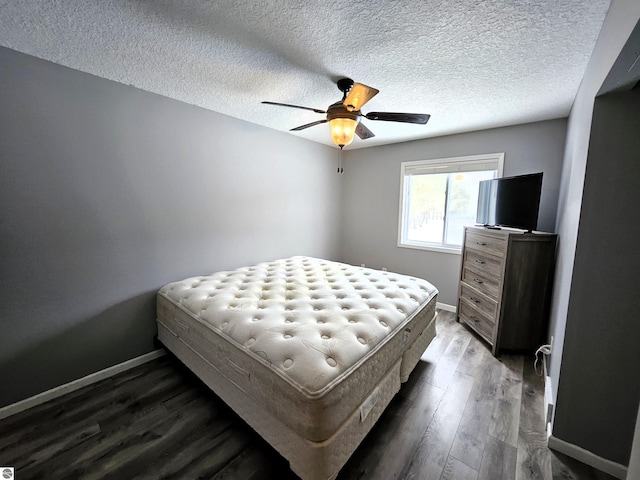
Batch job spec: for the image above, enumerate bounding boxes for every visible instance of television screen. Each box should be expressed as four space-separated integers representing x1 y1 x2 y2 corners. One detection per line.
476 173 543 231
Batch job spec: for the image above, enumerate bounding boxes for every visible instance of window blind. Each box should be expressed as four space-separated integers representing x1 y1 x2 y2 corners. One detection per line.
403 158 500 176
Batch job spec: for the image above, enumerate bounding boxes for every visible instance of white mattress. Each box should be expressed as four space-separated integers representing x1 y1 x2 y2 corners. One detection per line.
157 256 438 478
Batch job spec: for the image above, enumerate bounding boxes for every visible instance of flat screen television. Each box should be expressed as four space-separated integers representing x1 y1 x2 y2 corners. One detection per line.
476 172 543 232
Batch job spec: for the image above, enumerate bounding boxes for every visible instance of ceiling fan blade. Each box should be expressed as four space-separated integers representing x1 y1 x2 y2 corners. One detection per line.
365 112 431 124
290 119 328 131
262 101 326 114
343 83 379 112
355 121 375 140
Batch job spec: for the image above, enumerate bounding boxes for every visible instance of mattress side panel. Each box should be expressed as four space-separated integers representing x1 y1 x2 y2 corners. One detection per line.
400 311 438 382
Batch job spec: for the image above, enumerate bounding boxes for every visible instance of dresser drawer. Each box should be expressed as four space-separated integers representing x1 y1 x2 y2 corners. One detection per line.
459 299 495 344
465 231 507 258
460 266 501 299
464 249 504 278
459 283 498 319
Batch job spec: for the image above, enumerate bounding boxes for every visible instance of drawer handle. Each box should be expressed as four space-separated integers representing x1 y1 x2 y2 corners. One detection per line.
473 278 484 284
475 259 486 264
469 297 480 304
476 241 487 246
470 315 480 323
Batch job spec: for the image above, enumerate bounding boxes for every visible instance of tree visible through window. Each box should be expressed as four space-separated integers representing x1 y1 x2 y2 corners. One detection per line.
399 154 504 252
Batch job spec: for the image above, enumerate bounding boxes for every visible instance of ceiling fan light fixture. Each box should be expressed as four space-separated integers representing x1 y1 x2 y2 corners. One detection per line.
329 117 358 148
262 78 430 148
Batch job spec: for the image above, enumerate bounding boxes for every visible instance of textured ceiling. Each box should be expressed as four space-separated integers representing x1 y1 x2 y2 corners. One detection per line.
0 0 611 148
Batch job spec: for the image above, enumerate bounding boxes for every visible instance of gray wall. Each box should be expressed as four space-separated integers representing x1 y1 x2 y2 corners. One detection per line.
339 119 567 305
0 47 340 407
552 80 640 465
546 2 640 467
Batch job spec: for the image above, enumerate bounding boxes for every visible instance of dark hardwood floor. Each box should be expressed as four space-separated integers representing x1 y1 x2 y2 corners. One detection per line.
0 311 617 480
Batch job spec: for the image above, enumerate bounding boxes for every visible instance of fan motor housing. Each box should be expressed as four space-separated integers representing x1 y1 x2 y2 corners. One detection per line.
326 102 359 122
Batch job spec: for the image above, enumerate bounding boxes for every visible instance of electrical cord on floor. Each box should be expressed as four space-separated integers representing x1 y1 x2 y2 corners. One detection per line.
534 344 551 376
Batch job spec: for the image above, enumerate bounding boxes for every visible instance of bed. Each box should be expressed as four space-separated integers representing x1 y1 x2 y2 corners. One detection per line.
156 256 438 480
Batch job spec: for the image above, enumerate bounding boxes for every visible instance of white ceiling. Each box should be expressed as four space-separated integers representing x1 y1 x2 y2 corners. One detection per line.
0 0 611 149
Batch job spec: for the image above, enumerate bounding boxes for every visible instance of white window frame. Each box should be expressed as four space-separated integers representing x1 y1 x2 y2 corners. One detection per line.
397 153 505 254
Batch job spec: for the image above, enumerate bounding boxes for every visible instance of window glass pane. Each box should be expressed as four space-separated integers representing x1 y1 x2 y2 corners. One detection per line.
406 173 447 244
399 153 503 252
444 170 497 245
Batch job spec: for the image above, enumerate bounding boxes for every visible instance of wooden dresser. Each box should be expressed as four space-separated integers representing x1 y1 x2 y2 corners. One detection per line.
457 226 557 355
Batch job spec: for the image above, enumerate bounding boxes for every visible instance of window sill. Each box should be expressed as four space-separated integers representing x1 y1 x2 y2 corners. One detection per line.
397 241 462 255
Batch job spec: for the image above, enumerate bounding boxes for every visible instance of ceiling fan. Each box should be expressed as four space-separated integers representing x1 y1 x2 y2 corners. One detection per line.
262 78 431 149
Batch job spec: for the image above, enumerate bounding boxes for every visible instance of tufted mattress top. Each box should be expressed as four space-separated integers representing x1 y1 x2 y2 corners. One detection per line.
157 256 438 441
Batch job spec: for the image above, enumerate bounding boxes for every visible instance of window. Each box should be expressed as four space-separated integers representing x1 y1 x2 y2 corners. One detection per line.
398 153 504 253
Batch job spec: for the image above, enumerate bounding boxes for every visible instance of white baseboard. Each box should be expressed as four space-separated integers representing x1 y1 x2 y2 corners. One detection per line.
548 435 628 479
544 374 553 434
542 356 554 437
436 302 456 313
0 349 166 421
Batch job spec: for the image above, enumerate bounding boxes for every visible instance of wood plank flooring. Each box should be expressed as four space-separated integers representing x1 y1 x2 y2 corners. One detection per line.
0 311 618 480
